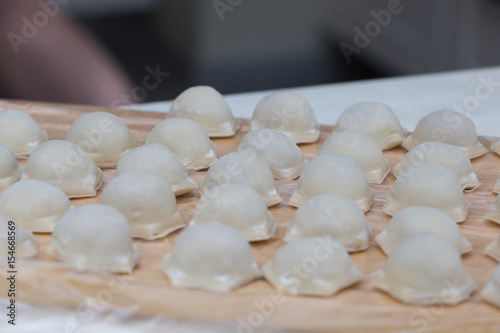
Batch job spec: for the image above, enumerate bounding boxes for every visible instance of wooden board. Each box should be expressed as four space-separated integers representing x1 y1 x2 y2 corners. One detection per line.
1 100 500 332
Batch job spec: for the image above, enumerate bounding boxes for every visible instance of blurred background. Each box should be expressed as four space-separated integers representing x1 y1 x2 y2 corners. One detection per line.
1 0 499 106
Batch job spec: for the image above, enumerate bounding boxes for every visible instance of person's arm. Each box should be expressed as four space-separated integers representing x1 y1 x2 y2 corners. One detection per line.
0 1 133 106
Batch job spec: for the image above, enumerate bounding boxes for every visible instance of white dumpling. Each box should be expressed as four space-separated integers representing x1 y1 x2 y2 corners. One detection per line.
289 153 374 212
492 139 500 157
402 110 487 159
101 171 185 240
0 142 23 189
65 111 137 167
21 140 104 198
237 129 308 180
0 109 48 156
0 180 72 233
483 195 500 225
191 184 276 241
0 214 37 258
372 232 477 305
482 264 500 308
146 118 217 171
383 163 468 222
200 151 282 206
46 204 141 273
333 102 405 150
318 130 391 184
393 142 480 190
375 206 472 255
285 193 371 252
167 86 239 137
494 177 500 194
251 92 319 144
485 234 500 262
161 222 262 292
263 237 363 296
115 143 197 196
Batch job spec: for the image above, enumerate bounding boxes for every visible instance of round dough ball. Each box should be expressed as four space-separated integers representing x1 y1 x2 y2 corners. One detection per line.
482 264 500 308
485 234 500 262
191 184 276 241
333 102 405 150
168 86 239 137
21 140 104 198
238 129 308 180
116 143 197 196
289 153 374 212
375 206 472 255
263 237 363 296
0 142 23 190
484 195 500 226
0 109 48 156
146 118 217 171
383 163 468 222
393 142 480 190
101 170 185 240
200 151 282 206
0 214 38 258
372 232 477 305
251 92 319 143
46 204 141 273
0 180 72 233
402 110 487 159
285 193 371 252
161 222 262 292
65 111 137 167
318 130 391 184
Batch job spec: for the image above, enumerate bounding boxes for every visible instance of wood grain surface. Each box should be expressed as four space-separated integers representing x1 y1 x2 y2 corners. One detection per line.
1 100 500 333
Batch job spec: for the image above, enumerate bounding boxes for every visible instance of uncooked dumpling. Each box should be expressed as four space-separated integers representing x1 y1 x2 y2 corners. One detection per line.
101 170 185 240
21 140 104 198
393 142 480 190
238 129 308 180
167 86 239 137
0 109 48 156
333 102 405 150
191 184 276 241
402 110 487 159
372 232 477 305
383 163 468 222
375 206 472 255
200 151 282 206
161 222 261 292
289 153 373 212
146 118 217 171
66 111 137 167
482 264 500 308
494 177 500 194
318 130 390 184
251 92 319 143
492 140 500 157
285 193 371 252
483 195 500 225
0 214 37 258
115 143 197 196
46 204 141 273
263 237 363 296
0 180 72 233
485 234 500 262
0 142 22 189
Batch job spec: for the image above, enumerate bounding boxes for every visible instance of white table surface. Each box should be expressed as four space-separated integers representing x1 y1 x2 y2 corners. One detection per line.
130 66 500 137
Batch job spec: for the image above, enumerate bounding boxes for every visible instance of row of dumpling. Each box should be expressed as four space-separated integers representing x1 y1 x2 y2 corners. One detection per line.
2 183 498 307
